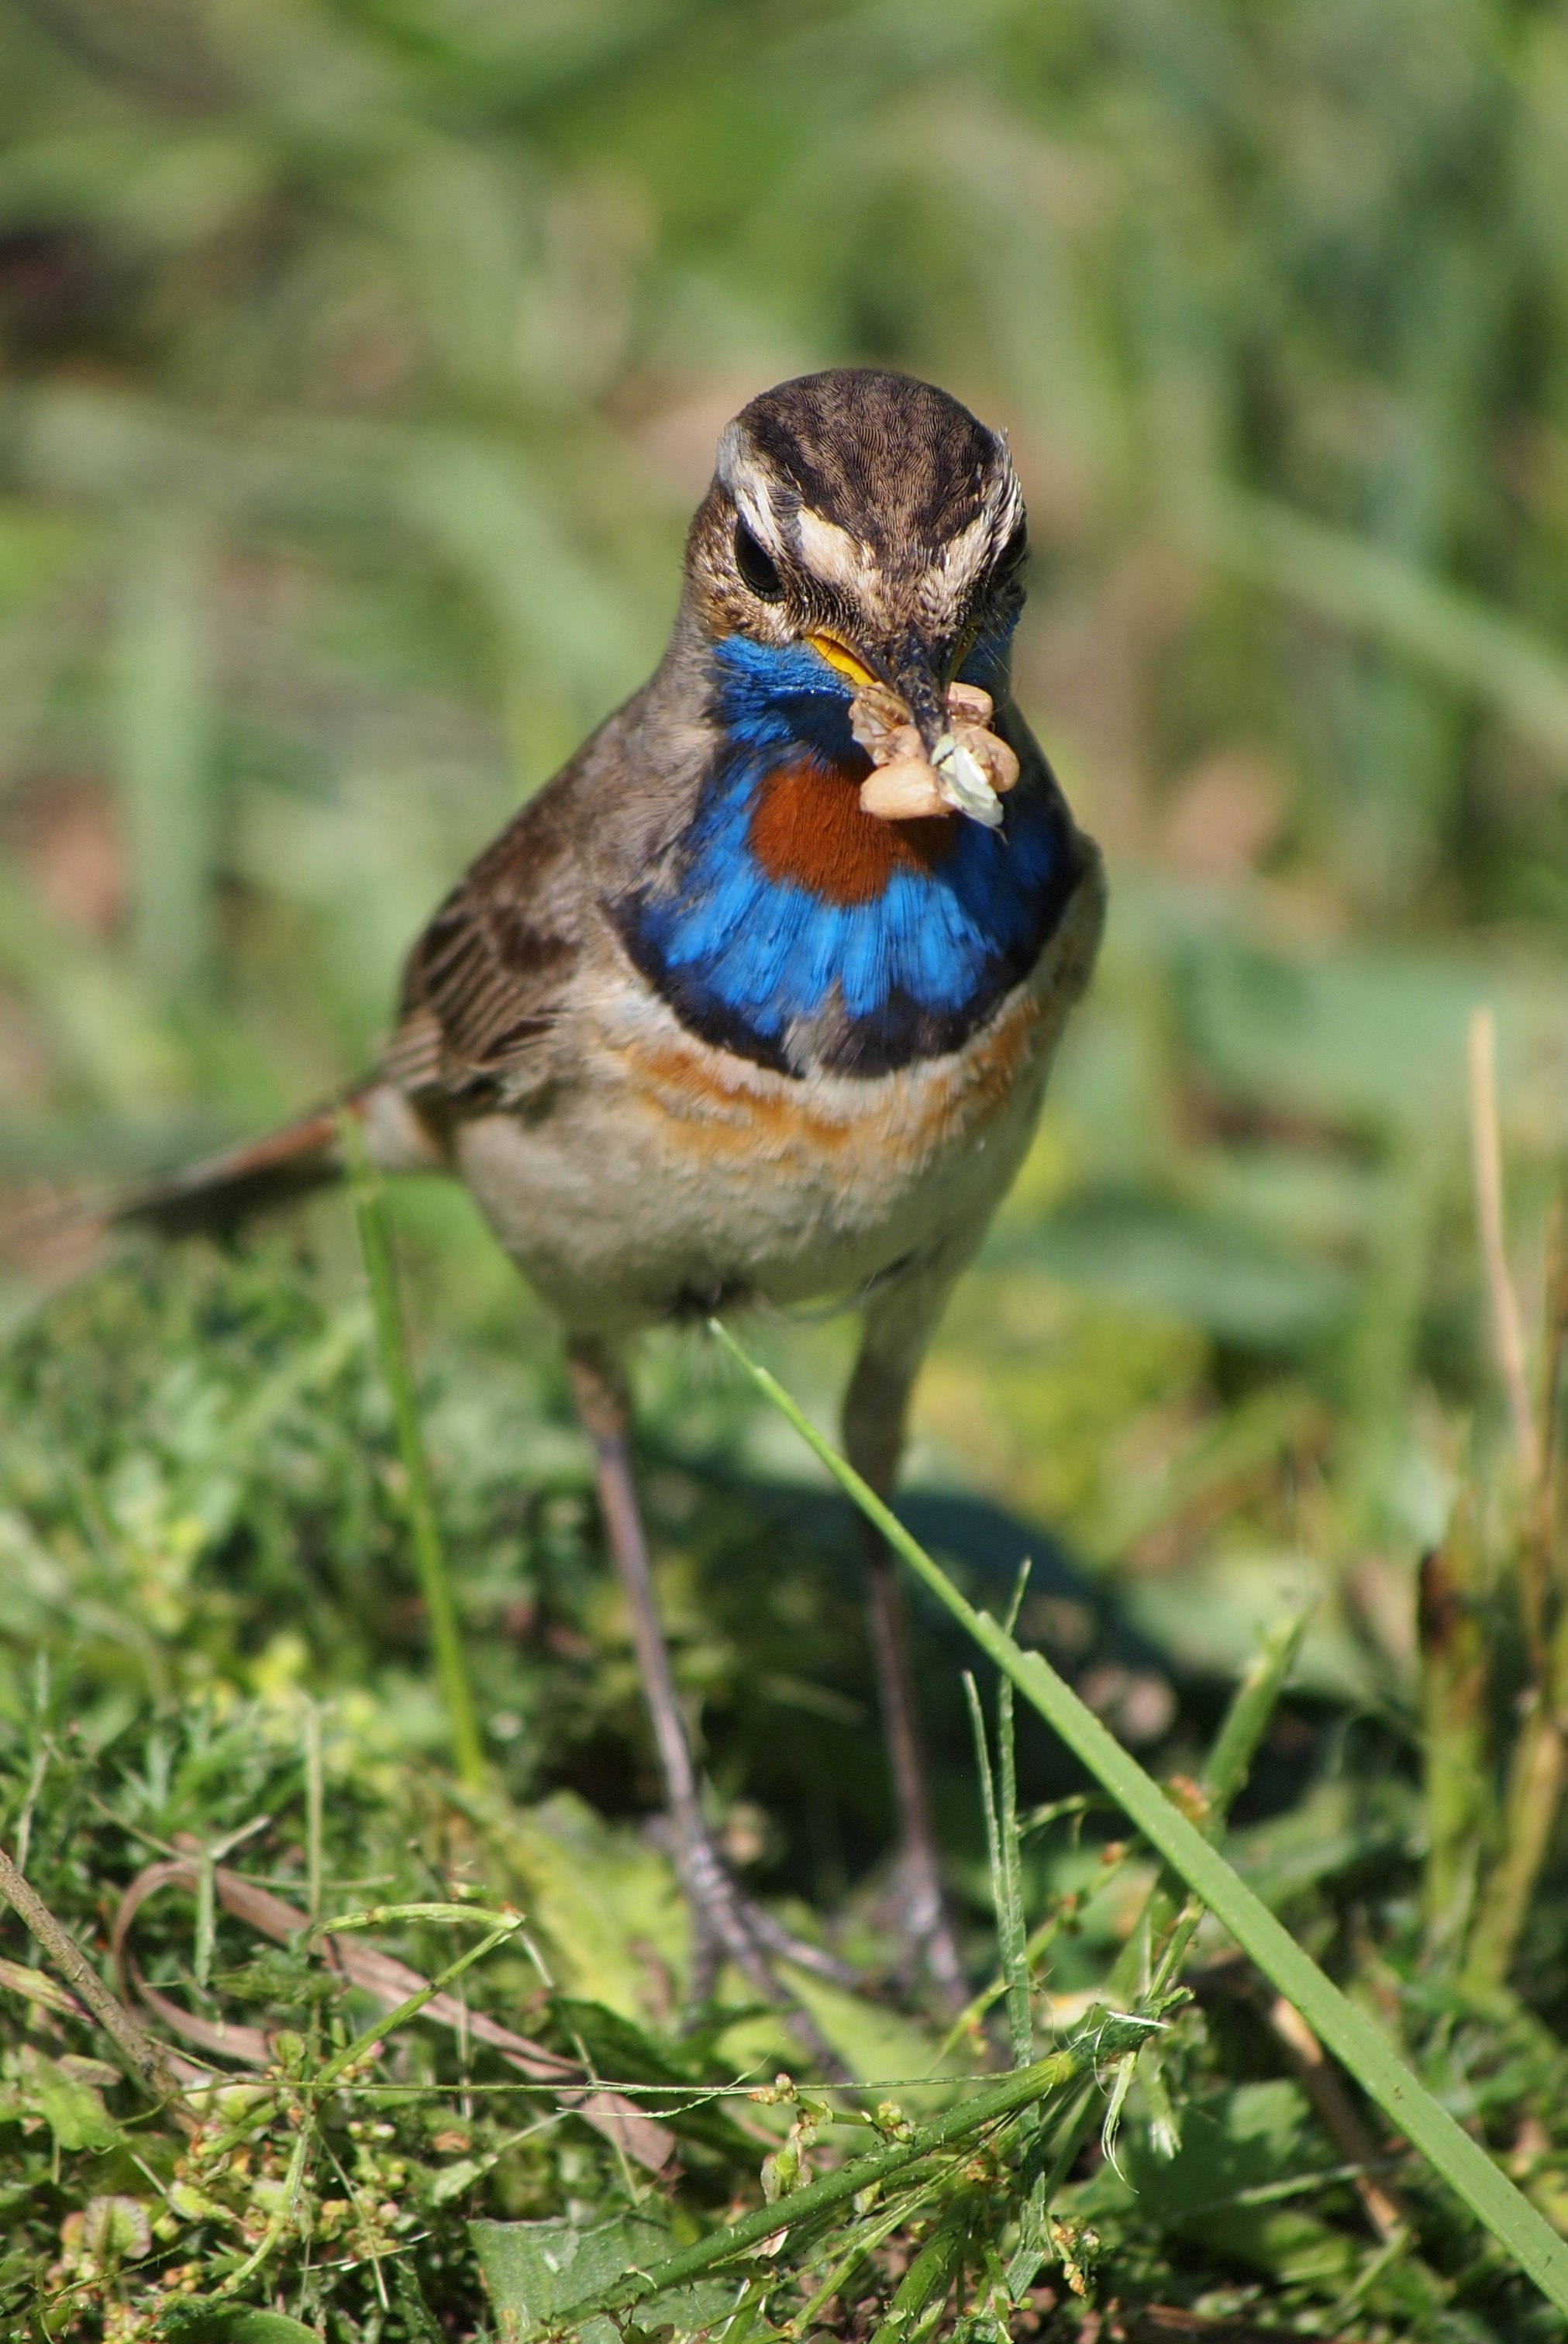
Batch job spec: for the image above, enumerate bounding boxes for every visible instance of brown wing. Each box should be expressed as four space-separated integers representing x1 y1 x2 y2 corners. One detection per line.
384 778 583 1113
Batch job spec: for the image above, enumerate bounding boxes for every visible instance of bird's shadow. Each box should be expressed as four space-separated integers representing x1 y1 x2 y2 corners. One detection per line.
615 1455 1325 1908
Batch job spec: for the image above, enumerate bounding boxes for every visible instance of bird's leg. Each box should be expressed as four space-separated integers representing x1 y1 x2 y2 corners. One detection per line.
844 1279 967 2010
566 1339 853 2064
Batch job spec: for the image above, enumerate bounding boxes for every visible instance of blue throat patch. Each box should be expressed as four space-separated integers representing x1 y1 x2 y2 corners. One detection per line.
612 630 1080 1078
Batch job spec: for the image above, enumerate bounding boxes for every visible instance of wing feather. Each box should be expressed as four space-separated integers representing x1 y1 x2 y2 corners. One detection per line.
386 781 582 1111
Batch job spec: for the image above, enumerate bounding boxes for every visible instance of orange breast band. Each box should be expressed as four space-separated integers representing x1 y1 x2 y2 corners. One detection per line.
747 754 956 905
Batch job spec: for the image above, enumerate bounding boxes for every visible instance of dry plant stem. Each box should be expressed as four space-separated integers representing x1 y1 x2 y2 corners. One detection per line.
1529 1193 1568 1659
1466 1692 1568 1991
0 1840 195 2125
115 1851 674 2169
1468 1007 1539 1483
1542 1201 1568 1462
1456 1024 1568 1989
1464 1184 1568 1987
1263 1991 1409 2243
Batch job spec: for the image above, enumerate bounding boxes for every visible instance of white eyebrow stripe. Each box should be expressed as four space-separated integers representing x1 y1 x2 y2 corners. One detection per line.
715 426 790 554
940 512 1001 587
719 432 880 591
794 505 874 591
717 419 1025 600
939 460 1024 594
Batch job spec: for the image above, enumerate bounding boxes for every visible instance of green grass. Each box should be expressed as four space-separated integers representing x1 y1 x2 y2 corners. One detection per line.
9 0 1568 2335
716 1322 1568 2319
9 1225 1568 2339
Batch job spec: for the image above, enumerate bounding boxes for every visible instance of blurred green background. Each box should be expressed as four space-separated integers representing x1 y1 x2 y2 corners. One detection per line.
5 0 1568 1713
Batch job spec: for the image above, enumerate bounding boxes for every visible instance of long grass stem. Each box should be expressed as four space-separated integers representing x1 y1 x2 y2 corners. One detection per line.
541 2020 1157 2333
339 1111 487 1789
712 1319 1568 2316
1466 1694 1568 1991
1468 1007 1539 1483
1109 1605 1311 2006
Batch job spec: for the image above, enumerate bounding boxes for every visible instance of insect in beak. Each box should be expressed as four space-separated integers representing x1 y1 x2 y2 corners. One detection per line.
885 634 1004 828
812 628 1014 829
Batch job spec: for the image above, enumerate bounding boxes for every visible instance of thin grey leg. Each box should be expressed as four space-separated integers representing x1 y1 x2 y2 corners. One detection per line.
844 1281 967 2009
567 1339 852 2065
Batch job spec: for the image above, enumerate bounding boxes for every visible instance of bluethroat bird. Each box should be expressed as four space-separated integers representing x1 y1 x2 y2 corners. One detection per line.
95 370 1104 2048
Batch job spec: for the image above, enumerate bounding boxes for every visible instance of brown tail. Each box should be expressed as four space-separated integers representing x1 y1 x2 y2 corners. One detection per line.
3 1082 448 1291
0 1104 349 1298
110 1104 348 1241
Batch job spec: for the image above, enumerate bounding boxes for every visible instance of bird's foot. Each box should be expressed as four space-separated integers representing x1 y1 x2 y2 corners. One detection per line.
867 1841 967 2017
679 1831 856 2078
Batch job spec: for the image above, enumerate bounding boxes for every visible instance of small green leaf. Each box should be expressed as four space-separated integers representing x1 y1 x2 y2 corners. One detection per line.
16 2047 122 2153
472 2213 673 2344
1081 2082 1356 2288
81 2194 152 2263
161 2306 322 2342
426 2153 489 2207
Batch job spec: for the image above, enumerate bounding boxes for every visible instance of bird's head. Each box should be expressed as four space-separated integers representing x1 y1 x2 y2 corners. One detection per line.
684 369 1029 801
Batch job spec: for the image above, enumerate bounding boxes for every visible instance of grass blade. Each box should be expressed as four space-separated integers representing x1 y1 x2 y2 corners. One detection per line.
963 1668 1033 2074
1110 1603 1311 2003
995 1563 1034 2070
313 1915 522 2091
339 1111 486 1788
711 1319 1568 2316
536 2017 1160 2335
995 1674 1032 2072
1201 1606 1312 1816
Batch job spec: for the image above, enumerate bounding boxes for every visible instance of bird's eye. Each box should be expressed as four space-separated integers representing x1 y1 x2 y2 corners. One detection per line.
734 520 785 602
994 519 1029 583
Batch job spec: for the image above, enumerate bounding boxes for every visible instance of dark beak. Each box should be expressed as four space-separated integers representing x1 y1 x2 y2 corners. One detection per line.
884 631 956 762
853 626 1005 829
